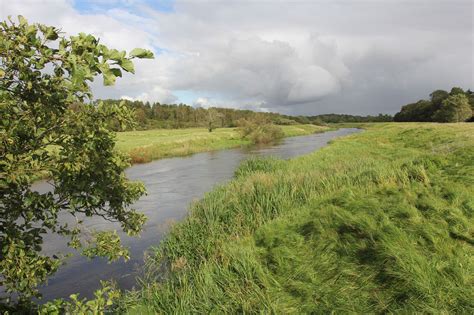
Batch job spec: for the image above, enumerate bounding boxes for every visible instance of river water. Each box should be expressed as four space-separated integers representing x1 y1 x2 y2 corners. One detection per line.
28 128 360 300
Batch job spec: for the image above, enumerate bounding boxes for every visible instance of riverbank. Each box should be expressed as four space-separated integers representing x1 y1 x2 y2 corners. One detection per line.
123 123 474 313
116 124 328 163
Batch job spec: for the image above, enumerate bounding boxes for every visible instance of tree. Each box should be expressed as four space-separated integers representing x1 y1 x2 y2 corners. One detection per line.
449 87 465 96
467 90 474 122
135 107 148 127
393 100 434 122
394 87 473 123
429 89 449 111
432 94 472 122
430 89 448 103
207 108 223 132
0 16 154 303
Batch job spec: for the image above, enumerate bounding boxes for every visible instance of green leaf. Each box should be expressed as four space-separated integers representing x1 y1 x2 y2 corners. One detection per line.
103 70 116 86
44 27 59 40
26 25 37 36
110 68 122 77
72 67 86 87
98 62 110 74
120 59 134 74
18 15 27 26
108 49 123 61
129 48 154 59
0 69 5 78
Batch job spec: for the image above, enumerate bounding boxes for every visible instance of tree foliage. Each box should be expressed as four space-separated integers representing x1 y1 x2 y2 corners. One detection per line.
394 87 473 122
207 107 224 132
0 16 153 304
393 100 435 122
432 94 472 123
39 281 120 314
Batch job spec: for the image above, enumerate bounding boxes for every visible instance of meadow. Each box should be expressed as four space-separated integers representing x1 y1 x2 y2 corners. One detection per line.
115 124 327 163
121 123 474 313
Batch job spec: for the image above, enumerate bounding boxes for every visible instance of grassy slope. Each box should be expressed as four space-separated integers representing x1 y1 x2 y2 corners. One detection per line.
116 124 328 163
124 123 474 314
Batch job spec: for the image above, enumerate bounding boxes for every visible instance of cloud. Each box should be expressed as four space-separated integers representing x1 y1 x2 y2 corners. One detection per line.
193 97 211 108
1 0 472 115
121 86 177 104
159 36 345 107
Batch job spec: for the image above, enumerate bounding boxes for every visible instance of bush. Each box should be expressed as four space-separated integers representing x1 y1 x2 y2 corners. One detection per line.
249 124 284 144
237 119 284 144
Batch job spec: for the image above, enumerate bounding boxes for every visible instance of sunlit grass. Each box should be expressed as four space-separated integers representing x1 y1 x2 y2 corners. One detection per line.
115 125 328 163
121 123 474 313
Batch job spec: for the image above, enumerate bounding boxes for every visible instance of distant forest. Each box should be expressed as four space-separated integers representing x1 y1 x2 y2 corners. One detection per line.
394 87 474 123
99 99 393 130
308 113 392 124
100 87 474 131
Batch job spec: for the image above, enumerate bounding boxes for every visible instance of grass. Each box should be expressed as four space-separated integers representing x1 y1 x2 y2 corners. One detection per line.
121 123 474 314
115 124 328 164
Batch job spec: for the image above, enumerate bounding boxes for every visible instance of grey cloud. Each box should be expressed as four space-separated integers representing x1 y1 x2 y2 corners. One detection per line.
141 0 472 114
2 0 472 114
152 35 348 108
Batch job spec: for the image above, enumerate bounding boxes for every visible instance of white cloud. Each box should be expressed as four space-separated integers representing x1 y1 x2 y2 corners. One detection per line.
193 97 211 108
121 86 177 104
1 0 472 114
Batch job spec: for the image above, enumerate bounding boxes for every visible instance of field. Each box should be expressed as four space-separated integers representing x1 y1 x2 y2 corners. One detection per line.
115 124 328 163
122 123 474 313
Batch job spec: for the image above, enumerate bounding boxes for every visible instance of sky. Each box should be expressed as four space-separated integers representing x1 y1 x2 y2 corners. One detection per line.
1 0 473 115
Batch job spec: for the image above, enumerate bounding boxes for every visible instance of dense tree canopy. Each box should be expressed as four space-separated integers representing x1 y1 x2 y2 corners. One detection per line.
394 87 474 122
0 16 153 304
433 94 472 123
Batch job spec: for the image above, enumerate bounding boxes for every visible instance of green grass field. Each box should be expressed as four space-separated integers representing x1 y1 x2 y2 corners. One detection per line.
122 123 474 313
115 124 328 163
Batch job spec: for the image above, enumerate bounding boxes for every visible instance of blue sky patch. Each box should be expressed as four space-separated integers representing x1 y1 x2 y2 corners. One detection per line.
73 0 174 15
174 90 202 105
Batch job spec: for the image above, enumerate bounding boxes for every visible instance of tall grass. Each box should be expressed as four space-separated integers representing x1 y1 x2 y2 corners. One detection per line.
122 123 474 313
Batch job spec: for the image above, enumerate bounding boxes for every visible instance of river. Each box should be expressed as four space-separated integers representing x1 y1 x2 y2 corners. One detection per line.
29 128 360 300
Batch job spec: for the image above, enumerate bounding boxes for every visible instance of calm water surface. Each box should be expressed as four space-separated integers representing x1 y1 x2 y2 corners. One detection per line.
29 128 360 300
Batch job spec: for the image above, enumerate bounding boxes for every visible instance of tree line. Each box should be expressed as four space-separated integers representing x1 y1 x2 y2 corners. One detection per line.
99 99 310 130
308 113 393 124
99 99 395 130
394 87 474 122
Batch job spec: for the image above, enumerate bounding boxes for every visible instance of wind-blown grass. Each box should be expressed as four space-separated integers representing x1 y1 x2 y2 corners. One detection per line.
116 125 327 164
123 123 474 313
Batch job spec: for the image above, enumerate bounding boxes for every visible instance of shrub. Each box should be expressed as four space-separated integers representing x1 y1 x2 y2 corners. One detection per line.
237 119 284 144
248 124 284 144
